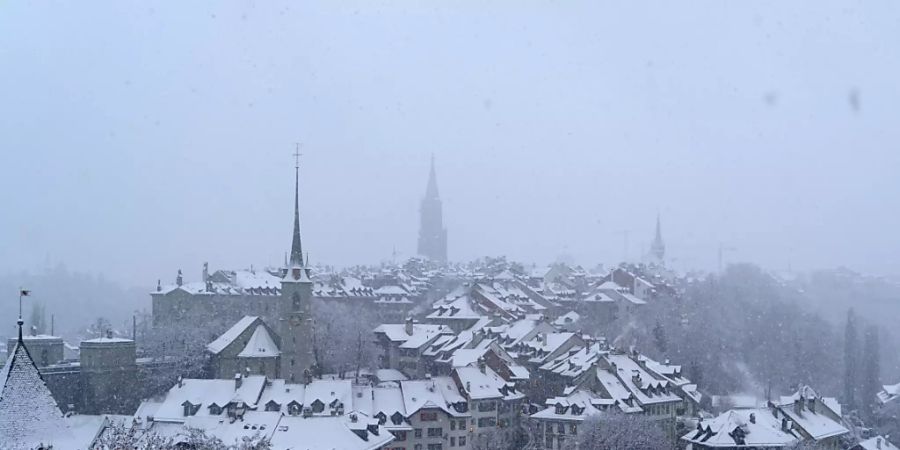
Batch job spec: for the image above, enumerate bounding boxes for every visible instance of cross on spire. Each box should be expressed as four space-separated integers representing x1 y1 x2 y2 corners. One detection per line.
293 143 302 169
289 145 305 270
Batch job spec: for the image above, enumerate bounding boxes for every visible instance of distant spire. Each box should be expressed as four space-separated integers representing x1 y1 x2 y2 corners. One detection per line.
425 153 439 199
650 213 666 262
290 145 304 267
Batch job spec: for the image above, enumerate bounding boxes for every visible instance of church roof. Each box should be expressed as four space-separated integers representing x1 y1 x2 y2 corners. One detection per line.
0 339 71 449
237 325 281 358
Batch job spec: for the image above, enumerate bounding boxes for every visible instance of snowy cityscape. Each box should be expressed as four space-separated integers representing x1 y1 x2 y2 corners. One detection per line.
2 2 900 450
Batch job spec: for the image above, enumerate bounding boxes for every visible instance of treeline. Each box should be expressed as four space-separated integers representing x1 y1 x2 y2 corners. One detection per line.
602 263 896 417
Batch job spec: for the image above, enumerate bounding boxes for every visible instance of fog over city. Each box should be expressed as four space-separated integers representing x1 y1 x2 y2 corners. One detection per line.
1 2 899 449
2 1 899 285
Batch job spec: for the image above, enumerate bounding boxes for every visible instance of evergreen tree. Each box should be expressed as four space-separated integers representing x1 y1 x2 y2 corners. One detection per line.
861 325 881 419
652 320 667 354
843 309 860 411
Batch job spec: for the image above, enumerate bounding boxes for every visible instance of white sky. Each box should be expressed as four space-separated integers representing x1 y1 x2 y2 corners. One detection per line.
1 1 899 285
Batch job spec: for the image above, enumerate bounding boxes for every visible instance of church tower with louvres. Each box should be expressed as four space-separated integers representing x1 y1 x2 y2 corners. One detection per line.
278 155 315 382
417 155 448 263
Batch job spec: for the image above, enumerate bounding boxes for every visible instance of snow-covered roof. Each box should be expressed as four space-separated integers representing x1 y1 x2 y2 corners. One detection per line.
530 389 607 422
0 340 71 449
207 316 258 355
237 325 280 358
400 378 467 417
270 415 394 450
81 337 134 344
682 408 799 448
774 387 847 441
375 369 408 383
454 366 523 401
604 353 681 406
857 436 900 450
878 382 900 404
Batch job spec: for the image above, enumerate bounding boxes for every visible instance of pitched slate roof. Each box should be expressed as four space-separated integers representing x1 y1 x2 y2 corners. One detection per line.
0 340 71 449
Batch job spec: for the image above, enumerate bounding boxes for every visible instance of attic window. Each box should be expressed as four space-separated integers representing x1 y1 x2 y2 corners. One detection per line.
311 399 325 413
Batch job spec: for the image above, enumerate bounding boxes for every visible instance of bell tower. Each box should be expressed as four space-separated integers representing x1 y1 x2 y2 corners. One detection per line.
279 147 314 382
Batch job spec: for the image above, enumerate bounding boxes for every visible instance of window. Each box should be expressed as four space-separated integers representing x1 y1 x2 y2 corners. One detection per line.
414 445 422 450
449 420 456 431
414 428 422 438
477 417 496 428
394 431 407 441
477 401 496 412
545 434 553 449
450 437 456 447
557 422 565 434
459 419 467 430
311 400 324 413
420 412 438 422
427 445 442 450
570 424 577 435
427 427 442 437
458 436 466 446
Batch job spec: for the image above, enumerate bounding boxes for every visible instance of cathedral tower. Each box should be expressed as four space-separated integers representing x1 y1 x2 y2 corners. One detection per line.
279 151 315 382
417 155 448 263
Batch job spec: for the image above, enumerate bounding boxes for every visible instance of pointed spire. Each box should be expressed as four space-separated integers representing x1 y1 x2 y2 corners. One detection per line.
290 146 304 268
650 213 666 262
425 153 439 199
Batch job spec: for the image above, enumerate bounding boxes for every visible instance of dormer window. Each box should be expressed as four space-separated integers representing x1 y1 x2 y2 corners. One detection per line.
391 412 404 425
182 401 200 417
311 399 325 413
266 400 282 412
209 403 223 415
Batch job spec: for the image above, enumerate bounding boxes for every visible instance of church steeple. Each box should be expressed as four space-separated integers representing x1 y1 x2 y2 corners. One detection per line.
289 148 304 268
418 155 448 263
650 213 666 263
425 154 439 199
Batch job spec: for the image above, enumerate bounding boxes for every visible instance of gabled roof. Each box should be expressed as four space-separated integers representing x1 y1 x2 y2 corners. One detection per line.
237 325 280 358
207 316 259 355
682 408 799 447
0 340 71 449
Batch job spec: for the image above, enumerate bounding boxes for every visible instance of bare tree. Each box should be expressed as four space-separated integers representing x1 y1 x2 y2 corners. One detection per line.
564 413 671 450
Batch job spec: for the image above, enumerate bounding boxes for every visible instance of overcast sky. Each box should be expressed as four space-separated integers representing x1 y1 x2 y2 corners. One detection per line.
1 1 899 286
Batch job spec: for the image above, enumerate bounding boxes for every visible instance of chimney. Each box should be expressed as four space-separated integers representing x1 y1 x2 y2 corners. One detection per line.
202 262 209 283
235 373 243 389
749 413 756 424
877 437 883 449
177 376 183 388
176 269 183 287
477 357 486 374
404 317 414 336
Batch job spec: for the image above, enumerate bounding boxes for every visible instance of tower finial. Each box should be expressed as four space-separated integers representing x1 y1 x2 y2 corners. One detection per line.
425 154 439 199
289 144 304 268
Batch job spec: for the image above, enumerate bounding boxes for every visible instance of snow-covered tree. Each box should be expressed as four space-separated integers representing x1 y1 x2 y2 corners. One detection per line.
563 413 671 450
844 309 860 412
861 325 881 419
311 298 380 379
